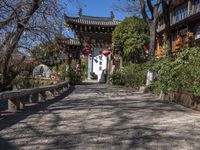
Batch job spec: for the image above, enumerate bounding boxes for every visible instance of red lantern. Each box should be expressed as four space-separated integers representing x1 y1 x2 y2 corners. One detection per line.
102 49 111 57
82 48 91 56
156 37 161 42
33 34 36 40
48 12 51 16
143 45 149 51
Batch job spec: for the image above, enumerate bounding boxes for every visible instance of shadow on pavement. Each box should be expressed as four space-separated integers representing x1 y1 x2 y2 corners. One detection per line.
0 137 16 150
0 84 199 149
0 85 75 131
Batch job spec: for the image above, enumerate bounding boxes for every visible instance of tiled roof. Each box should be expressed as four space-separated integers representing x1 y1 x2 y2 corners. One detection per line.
65 15 120 26
68 38 81 45
57 37 81 46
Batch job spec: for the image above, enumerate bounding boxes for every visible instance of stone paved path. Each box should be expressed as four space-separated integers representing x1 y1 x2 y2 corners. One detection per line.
0 84 200 150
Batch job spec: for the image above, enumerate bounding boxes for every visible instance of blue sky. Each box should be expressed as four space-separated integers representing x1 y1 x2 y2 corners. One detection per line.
65 0 130 20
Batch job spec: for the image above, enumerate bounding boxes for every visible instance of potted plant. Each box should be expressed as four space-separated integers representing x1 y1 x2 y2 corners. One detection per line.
90 72 98 80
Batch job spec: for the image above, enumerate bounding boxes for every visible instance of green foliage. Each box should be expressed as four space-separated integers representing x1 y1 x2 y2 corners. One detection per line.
81 62 88 80
112 16 149 62
124 63 148 87
12 72 34 89
68 67 81 85
52 64 67 81
31 41 63 66
150 57 179 94
110 63 147 87
110 68 125 85
52 63 82 85
150 47 200 96
90 72 98 80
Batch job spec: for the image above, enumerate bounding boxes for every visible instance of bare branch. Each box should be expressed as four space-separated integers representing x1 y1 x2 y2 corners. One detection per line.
140 0 149 22
146 0 153 16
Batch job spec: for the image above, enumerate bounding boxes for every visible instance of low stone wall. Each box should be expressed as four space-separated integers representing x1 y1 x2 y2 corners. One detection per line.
0 81 69 113
160 91 200 111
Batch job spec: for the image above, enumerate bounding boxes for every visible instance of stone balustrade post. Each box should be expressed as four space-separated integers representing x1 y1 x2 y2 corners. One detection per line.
8 98 24 112
45 91 54 99
8 99 18 112
58 87 63 94
50 89 55 96
38 92 46 102
54 89 59 96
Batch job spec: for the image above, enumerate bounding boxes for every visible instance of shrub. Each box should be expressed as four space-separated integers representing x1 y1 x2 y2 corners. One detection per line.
81 62 88 80
12 73 34 89
52 64 67 81
110 68 125 85
150 47 200 96
90 72 98 80
112 16 149 63
68 67 81 85
124 63 148 88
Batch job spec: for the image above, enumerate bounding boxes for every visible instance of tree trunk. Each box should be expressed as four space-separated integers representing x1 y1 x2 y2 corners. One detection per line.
149 22 156 57
162 0 172 56
146 21 156 86
0 1 40 91
1 28 24 90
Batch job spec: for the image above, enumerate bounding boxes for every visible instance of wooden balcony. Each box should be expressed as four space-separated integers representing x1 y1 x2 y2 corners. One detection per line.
171 3 200 25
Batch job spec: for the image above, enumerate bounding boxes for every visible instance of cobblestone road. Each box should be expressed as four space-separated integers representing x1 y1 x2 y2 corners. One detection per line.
0 84 200 150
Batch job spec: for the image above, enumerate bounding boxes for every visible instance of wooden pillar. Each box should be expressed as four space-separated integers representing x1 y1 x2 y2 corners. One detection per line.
192 0 195 14
120 56 123 68
106 56 109 84
188 0 192 15
170 12 173 25
107 59 113 84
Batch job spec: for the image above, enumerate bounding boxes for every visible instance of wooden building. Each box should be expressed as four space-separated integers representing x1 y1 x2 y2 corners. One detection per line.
156 0 200 55
56 37 81 64
65 10 120 82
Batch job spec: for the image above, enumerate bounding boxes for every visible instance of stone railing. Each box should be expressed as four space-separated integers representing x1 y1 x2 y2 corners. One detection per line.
0 81 69 112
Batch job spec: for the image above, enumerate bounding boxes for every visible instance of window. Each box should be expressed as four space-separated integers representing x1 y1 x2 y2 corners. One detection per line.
195 24 200 40
195 0 200 12
195 0 200 4
173 5 188 23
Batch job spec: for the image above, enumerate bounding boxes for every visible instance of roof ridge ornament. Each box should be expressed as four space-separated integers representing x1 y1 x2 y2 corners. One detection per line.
110 11 115 19
78 8 82 17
